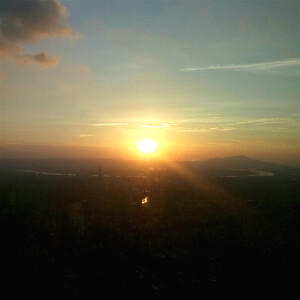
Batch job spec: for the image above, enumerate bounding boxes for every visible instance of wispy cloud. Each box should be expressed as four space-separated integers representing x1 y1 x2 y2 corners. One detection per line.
92 123 128 126
178 117 298 133
91 122 176 128
180 128 209 133
139 123 176 128
180 126 235 133
233 118 294 126
181 58 300 72
79 134 94 137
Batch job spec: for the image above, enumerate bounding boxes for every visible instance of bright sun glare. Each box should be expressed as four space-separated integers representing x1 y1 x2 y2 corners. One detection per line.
137 139 158 154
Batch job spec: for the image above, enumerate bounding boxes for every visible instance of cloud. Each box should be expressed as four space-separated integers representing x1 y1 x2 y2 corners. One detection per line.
0 0 78 65
139 123 176 128
178 117 297 133
16 51 60 67
180 126 235 133
79 134 94 138
210 127 236 131
90 122 176 128
181 58 300 73
234 117 294 126
92 123 128 126
180 128 209 133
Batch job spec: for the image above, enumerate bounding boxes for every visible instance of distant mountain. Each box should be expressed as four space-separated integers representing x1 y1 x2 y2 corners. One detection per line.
184 155 293 174
203 155 276 169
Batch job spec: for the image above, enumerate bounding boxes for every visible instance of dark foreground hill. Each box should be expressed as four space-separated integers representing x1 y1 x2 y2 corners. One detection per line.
0 164 299 295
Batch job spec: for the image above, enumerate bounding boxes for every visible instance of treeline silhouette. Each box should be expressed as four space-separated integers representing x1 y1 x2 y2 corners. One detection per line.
0 170 299 295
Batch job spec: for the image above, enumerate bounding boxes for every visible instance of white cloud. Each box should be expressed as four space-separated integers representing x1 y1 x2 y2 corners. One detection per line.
79 134 94 137
178 117 297 133
139 123 176 128
234 118 294 126
180 128 209 133
92 123 128 126
181 58 300 73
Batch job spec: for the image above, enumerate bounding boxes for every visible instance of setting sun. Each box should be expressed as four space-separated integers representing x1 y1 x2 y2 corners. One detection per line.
137 139 158 154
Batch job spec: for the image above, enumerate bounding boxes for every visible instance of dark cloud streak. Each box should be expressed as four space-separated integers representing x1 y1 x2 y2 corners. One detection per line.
16 51 60 66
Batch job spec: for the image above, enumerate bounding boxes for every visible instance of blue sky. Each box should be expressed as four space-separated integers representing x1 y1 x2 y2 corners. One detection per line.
0 0 299 164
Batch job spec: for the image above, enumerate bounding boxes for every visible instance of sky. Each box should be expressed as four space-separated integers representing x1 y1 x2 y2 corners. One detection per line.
0 0 299 164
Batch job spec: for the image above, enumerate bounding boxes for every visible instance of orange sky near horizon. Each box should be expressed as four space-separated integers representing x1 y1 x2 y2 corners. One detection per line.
0 140 299 166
